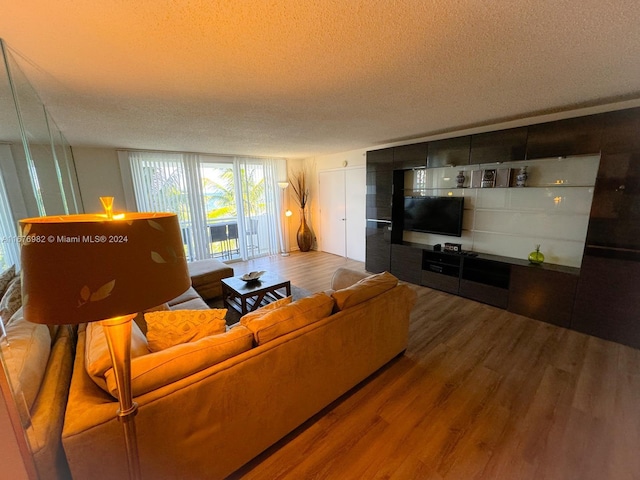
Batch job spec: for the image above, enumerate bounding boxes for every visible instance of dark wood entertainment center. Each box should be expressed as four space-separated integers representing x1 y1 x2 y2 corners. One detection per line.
366 106 640 349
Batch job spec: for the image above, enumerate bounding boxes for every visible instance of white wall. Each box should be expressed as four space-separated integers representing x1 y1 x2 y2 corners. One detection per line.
72 147 127 214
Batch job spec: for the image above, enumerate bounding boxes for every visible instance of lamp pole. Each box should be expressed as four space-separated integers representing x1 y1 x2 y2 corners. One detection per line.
277 182 289 256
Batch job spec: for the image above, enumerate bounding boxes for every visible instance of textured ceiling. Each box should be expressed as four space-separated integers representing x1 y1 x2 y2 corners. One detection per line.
1 0 640 158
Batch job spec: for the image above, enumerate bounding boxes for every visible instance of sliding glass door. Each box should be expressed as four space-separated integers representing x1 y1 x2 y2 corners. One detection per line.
128 151 286 262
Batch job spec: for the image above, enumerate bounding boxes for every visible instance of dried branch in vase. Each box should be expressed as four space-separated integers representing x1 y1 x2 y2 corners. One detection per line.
289 170 309 210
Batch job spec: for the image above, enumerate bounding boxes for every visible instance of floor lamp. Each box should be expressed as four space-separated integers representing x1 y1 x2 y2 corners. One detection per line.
277 182 290 256
19 201 190 480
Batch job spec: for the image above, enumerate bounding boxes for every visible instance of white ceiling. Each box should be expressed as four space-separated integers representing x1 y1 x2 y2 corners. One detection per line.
1 0 640 159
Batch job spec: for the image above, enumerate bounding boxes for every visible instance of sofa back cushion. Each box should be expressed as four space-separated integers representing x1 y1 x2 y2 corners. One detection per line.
85 320 150 390
331 271 398 311
1 276 22 326
0 264 16 299
104 325 253 398
241 292 334 345
0 307 51 426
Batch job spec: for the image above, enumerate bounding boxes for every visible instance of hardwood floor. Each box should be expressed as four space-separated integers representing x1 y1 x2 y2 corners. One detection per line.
227 251 640 480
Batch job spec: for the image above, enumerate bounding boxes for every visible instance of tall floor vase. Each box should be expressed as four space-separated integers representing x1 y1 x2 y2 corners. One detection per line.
296 209 313 252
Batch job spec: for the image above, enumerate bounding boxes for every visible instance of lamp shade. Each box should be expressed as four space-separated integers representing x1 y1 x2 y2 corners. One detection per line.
19 213 190 325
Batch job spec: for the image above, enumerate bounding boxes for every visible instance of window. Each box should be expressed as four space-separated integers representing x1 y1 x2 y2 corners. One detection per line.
125 151 286 262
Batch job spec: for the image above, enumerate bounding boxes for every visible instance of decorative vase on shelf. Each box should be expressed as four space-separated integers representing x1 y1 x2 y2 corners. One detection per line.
296 209 313 252
456 170 466 188
516 166 528 187
528 244 544 265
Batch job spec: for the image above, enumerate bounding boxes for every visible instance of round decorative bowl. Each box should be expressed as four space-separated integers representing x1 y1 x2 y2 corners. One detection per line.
240 271 265 282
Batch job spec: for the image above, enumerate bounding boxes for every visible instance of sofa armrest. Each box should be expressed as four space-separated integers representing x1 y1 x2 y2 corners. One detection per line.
330 268 370 291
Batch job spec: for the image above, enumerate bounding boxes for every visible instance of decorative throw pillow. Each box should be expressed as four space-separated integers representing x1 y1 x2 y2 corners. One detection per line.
85 320 150 390
241 292 334 345
0 265 16 298
331 271 398 311
133 303 171 335
0 276 22 325
144 309 227 352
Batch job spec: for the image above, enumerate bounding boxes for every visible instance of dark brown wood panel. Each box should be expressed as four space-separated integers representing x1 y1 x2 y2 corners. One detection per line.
390 244 422 284
526 114 603 159
420 269 459 294
508 264 578 328
427 135 471 168
365 222 391 273
469 126 528 164
459 279 509 308
572 255 640 349
601 107 640 153
393 142 428 170
366 147 394 169
365 167 393 220
585 150 640 252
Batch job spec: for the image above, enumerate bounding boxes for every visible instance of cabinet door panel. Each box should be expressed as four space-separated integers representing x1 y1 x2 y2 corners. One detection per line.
365 168 393 220
390 244 422 284
365 222 391 273
427 136 471 168
572 255 640 349
470 127 528 164
508 265 577 328
459 279 509 309
393 142 428 170
366 147 394 169
526 115 603 159
585 151 640 252
601 107 640 153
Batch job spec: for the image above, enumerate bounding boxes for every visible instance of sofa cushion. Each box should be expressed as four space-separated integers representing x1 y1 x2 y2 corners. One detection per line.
331 271 398 311
0 264 16 298
0 308 51 426
1 276 22 325
241 292 334 345
144 309 227 352
167 287 201 307
242 295 292 319
85 320 150 390
104 325 253 398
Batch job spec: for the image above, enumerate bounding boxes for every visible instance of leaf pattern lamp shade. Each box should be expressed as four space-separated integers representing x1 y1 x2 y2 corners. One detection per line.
19 212 191 326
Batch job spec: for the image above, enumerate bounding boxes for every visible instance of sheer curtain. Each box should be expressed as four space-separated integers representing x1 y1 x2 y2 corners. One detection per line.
234 157 286 258
126 150 286 262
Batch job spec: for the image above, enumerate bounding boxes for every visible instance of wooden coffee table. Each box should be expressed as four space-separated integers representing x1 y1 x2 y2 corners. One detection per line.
221 272 291 315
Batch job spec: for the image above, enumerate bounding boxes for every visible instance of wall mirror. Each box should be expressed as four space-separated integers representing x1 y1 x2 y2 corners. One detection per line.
1 38 82 477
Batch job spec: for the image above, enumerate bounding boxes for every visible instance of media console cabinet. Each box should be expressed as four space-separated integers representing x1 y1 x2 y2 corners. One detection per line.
367 106 640 349
391 242 580 329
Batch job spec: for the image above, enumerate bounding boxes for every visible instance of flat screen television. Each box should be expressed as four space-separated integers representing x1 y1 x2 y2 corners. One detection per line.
404 196 464 237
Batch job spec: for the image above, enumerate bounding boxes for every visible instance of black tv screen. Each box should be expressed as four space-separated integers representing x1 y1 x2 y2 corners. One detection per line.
404 196 464 237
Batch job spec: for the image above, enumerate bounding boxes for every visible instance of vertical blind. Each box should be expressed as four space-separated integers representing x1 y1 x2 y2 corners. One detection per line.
127 150 286 262
0 171 19 270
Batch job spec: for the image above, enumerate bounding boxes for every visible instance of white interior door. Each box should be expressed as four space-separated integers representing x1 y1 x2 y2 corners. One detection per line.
319 170 346 257
345 167 365 262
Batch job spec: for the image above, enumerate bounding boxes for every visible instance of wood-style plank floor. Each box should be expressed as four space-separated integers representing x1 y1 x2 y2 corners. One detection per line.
227 251 640 480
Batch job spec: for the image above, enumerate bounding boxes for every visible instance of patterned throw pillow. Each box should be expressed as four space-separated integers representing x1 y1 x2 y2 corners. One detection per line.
144 309 227 352
0 265 16 298
0 276 22 326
